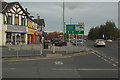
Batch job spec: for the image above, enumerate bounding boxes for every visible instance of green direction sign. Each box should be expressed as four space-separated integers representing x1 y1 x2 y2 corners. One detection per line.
66 24 84 34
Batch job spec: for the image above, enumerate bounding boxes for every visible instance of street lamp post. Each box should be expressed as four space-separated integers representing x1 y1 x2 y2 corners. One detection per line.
63 0 65 40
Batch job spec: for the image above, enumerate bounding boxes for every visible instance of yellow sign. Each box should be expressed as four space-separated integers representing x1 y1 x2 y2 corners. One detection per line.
28 21 33 28
78 22 84 25
27 28 35 34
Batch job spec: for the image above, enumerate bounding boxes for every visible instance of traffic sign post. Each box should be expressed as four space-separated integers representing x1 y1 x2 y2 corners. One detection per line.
65 23 84 35
65 22 84 46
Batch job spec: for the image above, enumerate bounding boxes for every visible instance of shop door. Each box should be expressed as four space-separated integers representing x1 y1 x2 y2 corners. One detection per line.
13 36 15 45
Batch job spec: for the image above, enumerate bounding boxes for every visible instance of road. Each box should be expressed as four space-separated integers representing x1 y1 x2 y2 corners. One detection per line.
2 52 118 78
86 41 118 62
2 42 118 78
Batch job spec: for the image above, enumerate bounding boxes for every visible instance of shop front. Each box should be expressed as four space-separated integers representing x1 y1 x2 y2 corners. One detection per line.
6 25 27 45
34 31 41 43
27 28 35 44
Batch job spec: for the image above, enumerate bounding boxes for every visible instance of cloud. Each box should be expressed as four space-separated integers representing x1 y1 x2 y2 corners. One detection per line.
0 0 5 2
4 0 119 2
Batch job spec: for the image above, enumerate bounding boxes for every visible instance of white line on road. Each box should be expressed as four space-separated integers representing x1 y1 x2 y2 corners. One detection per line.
112 64 117 67
104 59 107 61
10 68 16 70
52 68 118 71
54 61 64 65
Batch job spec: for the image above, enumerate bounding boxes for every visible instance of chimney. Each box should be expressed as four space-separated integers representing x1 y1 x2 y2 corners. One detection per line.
25 8 27 12
38 16 40 19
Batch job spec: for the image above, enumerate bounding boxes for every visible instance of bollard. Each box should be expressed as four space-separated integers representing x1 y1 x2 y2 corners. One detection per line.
17 44 19 58
40 44 43 55
86 43 88 51
20 42 22 50
32 45 34 50
8 43 11 51
53 44 55 53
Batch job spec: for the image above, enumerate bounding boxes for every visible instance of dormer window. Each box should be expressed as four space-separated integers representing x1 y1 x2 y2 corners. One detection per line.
7 16 12 25
21 18 25 26
15 16 19 25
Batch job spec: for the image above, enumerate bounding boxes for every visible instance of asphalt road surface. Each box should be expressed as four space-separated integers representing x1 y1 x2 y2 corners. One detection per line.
86 41 118 62
2 53 118 78
2 42 118 78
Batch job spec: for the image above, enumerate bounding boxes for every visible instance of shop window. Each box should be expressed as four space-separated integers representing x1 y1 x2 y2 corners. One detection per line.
15 16 19 25
7 16 12 24
6 33 11 43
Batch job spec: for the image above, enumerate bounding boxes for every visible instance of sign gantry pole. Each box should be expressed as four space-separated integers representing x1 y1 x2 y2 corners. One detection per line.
68 31 70 44
76 33 77 46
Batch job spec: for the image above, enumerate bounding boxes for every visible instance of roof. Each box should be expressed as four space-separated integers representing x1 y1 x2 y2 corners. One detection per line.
1 2 39 24
34 19 45 27
2 2 18 13
1 2 29 15
2 2 7 10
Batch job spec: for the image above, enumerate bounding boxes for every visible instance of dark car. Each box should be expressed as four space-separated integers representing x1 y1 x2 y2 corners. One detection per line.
52 39 67 46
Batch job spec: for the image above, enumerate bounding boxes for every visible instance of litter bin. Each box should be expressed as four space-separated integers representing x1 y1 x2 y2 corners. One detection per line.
44 41 48 49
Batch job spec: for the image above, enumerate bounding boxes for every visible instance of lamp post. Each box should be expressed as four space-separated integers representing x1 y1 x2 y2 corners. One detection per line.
63 0 65 40
70 18 72 23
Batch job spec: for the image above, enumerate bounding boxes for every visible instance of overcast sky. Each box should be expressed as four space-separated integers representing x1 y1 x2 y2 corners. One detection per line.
4 0 118 35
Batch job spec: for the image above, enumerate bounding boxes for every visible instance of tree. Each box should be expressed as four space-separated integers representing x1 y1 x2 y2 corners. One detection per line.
88 21 118 40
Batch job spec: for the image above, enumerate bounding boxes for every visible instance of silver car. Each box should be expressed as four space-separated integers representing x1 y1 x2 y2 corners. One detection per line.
72 39 83 45
94 39 106 47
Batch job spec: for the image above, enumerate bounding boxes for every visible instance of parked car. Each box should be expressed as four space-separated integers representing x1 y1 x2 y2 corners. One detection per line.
52 38 67 46
94 39 106 47
70 39 75 43
72 39 83 45
107 39 112 43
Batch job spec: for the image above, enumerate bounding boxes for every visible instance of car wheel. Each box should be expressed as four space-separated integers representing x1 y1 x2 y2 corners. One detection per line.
94 45 96 47
65 43 67 46
55 44 57 46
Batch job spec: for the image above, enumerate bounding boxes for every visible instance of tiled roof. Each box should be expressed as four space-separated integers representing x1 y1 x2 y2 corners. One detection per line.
2 2 18 13
34 19 45 27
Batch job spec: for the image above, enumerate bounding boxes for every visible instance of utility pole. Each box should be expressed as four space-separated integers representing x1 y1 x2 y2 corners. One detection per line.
63 0 65 40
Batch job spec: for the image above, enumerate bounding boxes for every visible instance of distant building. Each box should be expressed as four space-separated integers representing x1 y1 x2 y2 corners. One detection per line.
34 16 45 42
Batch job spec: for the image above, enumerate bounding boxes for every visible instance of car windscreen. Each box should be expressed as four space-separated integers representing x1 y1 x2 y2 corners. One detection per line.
77 40 83 42
96 39 104 42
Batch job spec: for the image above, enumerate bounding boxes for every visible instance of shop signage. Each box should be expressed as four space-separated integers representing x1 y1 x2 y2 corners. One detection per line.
66 23 84 34
6 26 27 33
35 31 41 36
28 28 35 34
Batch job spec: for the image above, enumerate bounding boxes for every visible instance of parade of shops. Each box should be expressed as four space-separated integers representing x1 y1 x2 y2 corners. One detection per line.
0 2 45 46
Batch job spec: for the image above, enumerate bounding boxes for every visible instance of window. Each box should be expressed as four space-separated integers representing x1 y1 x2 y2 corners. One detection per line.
15 16 19 25
21 18 25 26
7 16 12 24
6 32 11 43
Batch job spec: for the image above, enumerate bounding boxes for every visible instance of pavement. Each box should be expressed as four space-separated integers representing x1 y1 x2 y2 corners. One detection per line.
2 42 87 58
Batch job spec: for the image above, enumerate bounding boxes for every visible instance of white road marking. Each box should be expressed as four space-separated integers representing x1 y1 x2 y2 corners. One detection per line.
112 64 117 67
52 68 118 71
10 68 16 70
101 57 104 59
97 56 101 57
92 51 118 66
55 61 64 65
104 59 107 61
